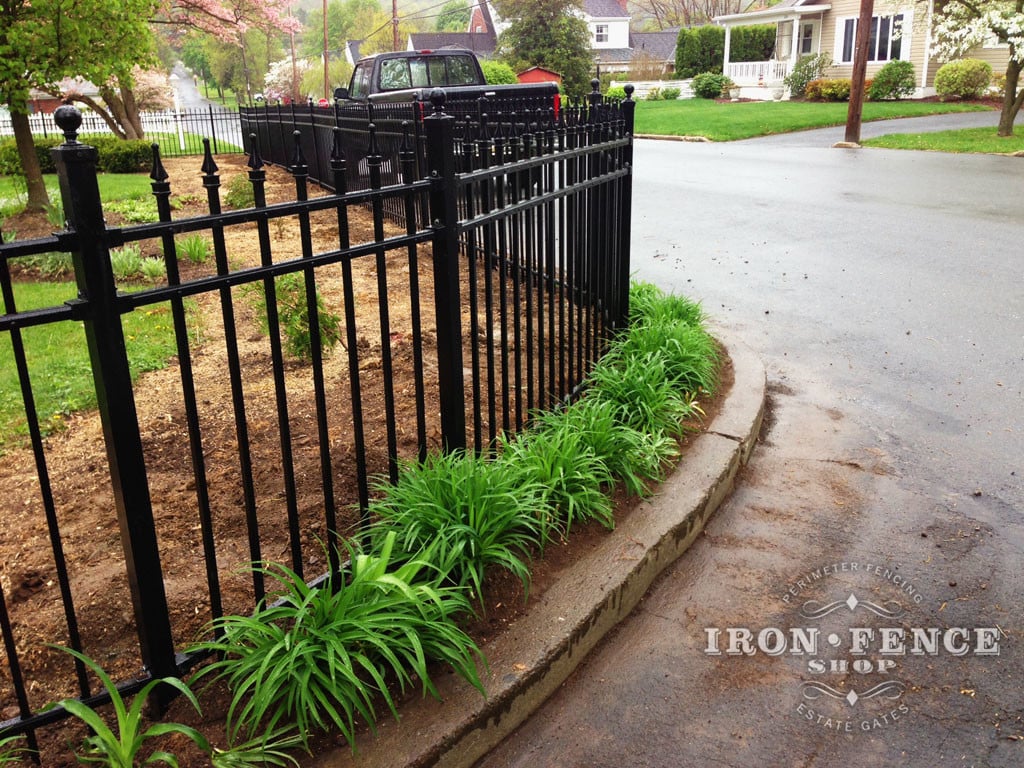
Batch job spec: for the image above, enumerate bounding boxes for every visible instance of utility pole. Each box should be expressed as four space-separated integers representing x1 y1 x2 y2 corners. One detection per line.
393 0 400 52
323 0 330 100
290 0 299 102
844 0 874 144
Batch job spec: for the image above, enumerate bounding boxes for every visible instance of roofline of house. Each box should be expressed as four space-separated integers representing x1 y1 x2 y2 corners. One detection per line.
714 3 830 25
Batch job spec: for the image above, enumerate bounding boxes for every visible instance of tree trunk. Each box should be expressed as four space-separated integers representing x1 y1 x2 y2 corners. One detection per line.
9 107 50 212
119 83 145 140
60 92 127 139
997 57 1023 137
98 86 138 139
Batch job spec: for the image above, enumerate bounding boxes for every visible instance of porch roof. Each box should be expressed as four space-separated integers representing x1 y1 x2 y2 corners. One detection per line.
714 2 830 27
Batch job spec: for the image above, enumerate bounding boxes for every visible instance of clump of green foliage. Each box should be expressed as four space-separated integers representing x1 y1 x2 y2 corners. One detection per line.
191 534 484 751
935 58 992 100
691 72 733 99
247 272 343 361
178 233 211 264
868 60 916 100
480 60 518 85
224 174 255 209
805 78 852 102
784 53 833 98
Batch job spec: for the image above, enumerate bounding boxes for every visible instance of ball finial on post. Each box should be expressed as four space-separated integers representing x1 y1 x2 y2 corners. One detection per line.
54 104 83 144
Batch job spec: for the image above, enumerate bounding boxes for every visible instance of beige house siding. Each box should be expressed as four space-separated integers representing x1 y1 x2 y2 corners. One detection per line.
818 0 928 86
963 42 1011 72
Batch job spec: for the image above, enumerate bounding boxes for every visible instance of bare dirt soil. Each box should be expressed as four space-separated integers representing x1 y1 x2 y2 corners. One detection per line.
0 155 729 765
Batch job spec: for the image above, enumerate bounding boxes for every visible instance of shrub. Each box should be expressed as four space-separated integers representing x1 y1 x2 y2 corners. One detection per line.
661 86 681 100
805 77 851 101
784 53 832 98
868 60 916 100
691 72 732 99
645 87 664 101
730 25 776 62
0 136 61 175
935 58 992 100
527 397 677 498
249 272 343 361
0 135 148 176
990 72 1007 99
605 85 627 100
191 534 484 750
224 174 255 208
365 450 548 599
480 60 518 85
88 136 151 173
499 419 615 538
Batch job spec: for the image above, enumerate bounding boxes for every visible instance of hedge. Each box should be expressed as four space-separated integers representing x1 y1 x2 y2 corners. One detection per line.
675 24 775 79
0 135 150 176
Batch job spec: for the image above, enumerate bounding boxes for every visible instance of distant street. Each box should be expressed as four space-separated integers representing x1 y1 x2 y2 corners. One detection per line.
479 115 1024 766
170 62 211 109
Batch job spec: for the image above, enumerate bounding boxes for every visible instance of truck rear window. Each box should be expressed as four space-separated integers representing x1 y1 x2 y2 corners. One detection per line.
377 55 479 91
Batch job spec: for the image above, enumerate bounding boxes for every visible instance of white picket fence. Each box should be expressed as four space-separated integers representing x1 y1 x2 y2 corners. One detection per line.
608 79 694 100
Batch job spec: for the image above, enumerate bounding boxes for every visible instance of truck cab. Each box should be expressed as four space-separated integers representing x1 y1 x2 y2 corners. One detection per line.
335 50 488 103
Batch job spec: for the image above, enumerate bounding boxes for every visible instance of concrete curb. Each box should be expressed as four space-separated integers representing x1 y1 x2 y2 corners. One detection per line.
312 330 766 768
635 133 712 142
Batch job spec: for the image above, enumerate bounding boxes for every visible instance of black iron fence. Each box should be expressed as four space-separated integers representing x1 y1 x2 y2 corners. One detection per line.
0 106 245 157
0 88 634 757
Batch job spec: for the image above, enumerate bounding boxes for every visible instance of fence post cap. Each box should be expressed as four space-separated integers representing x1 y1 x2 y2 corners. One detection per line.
54 104 82 144
429 88 447 114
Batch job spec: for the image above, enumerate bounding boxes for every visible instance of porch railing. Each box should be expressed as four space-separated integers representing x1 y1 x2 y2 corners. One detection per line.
725 60 791 85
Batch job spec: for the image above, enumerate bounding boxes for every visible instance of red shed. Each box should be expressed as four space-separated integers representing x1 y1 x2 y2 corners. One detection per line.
517 66 562 87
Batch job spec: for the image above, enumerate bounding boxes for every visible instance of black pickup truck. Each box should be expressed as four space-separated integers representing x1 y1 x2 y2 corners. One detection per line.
331 49 560 189
334 49 560 113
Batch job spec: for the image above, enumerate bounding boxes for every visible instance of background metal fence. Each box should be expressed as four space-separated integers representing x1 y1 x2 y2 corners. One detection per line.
0 89 634 759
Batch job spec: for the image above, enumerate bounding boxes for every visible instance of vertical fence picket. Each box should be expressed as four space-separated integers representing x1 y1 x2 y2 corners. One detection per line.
150 145 224 628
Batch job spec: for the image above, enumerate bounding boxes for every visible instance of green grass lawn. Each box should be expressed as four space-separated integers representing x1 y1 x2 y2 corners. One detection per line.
0 282 184 449
634 99 995 141
862 126 1024 153
0 173 157 220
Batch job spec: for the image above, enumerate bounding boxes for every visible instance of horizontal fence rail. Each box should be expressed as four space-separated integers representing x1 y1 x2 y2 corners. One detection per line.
0 87 634 759
0 106 246 157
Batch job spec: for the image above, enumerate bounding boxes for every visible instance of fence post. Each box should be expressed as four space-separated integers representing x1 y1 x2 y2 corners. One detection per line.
423 89 466 453
49 106 178 704
615 85 636 331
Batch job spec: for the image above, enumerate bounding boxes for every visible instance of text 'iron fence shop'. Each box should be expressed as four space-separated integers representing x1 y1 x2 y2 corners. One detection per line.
0 106 245 158
0 87 634 758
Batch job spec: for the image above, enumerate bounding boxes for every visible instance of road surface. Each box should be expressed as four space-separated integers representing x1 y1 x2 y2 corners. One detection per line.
478 118 1024 766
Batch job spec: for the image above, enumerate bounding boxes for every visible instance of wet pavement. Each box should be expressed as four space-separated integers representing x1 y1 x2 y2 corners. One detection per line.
477 125 1024 766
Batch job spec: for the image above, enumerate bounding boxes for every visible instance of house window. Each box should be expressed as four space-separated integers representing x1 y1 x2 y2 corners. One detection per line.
840 14 904 63
799 22 815 55
595 24 608 44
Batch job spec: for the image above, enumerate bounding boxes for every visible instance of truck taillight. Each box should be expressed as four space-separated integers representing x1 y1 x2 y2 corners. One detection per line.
417 101 427 121
553 93 561 121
